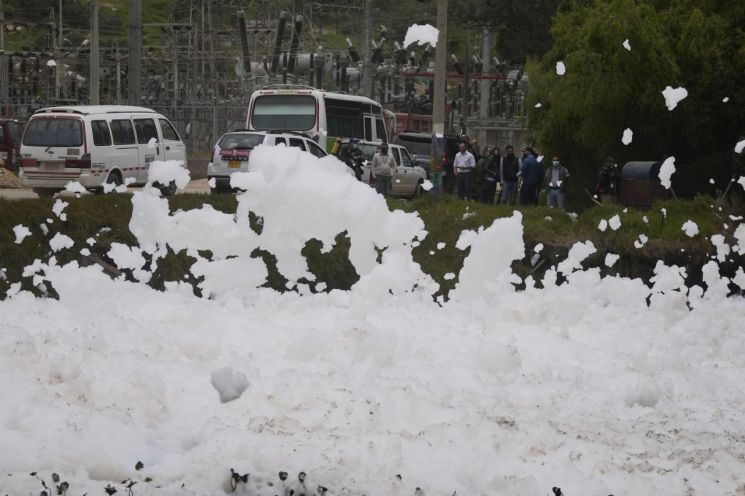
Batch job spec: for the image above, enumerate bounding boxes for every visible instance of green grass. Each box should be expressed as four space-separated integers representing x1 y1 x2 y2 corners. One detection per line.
1 192 742 300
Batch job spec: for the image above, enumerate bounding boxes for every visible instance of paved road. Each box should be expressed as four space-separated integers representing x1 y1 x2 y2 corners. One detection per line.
0 178 212 200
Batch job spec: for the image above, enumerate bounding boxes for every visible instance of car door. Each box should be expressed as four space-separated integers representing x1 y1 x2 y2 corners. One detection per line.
133 116 163 182
109 118 140 183
157 118 186 163
398 147 422 194
390 146 407 195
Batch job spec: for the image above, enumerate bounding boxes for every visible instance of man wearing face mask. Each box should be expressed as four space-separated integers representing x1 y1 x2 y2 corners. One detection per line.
371 142 396 197
500 145 520 205
545 155 570 209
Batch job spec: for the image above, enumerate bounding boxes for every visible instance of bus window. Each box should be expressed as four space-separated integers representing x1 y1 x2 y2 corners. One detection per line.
325 98 364 140
364 117 372 141
375 118 387 143
252 95 316 131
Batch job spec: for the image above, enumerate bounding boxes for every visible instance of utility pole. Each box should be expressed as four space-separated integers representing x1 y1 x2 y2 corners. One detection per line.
464 32 469 122
58 0 63 47
432 0 448 135
115 45 121 103
0 0 5 51
0 0 7 109
478 28 490 146
128 0 142 105
56 0 63 101
90 0 100 104
360 0 373 97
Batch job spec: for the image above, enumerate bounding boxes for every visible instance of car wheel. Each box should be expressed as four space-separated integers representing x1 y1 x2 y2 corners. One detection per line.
410 182 422 199
32 188 60 198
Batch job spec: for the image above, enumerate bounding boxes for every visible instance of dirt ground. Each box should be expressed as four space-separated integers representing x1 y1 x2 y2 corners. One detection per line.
0 168 23 189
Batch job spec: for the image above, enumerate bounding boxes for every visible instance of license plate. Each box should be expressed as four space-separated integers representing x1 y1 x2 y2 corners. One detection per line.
228 160 241 168
41 162 62 171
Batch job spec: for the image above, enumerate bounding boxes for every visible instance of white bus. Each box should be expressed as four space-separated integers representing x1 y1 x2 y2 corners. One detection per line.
246 85 389 152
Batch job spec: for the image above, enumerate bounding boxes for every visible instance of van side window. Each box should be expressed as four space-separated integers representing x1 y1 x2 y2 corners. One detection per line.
91 120 112 146
134 118 159 144
274 137 287 146
158 118 181 141
110 119 136 145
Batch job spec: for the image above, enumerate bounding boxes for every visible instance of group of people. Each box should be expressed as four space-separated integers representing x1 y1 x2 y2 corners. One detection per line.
452 139 571 209
335 135 624 208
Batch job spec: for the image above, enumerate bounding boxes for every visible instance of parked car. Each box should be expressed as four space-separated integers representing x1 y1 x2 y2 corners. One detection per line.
0 118 21 172
352 141 427 199
19 105 186 196
208 130 329 193
393 131 460 191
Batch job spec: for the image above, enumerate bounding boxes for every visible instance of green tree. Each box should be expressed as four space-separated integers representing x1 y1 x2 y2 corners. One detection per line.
452 0 561 63
527 0 745 198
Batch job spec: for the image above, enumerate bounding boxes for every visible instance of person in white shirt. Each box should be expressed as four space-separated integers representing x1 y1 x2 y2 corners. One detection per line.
453 140 476 199
371 143 396 197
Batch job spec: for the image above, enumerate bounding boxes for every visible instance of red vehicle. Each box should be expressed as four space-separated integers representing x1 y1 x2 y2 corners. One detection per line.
0 118 21 171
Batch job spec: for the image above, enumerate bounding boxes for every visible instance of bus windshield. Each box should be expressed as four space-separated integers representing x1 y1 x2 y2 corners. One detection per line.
252 95 316 131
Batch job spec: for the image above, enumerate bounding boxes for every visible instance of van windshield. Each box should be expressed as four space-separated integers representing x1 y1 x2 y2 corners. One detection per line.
251 95 316 131
218 133 265 150
23 117 83 147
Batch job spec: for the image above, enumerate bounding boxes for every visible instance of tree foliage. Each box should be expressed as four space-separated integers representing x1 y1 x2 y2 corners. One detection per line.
527 0 745 195
451 0 561 63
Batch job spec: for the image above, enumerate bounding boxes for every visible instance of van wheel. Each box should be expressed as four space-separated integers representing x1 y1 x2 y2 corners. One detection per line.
106 171 123 191
159 180 177 197
33 188 59 198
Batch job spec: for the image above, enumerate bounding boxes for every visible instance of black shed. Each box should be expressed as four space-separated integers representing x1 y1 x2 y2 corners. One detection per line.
619 161 671 210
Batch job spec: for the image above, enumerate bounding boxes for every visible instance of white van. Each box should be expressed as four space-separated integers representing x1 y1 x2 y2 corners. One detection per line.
19 105 186 196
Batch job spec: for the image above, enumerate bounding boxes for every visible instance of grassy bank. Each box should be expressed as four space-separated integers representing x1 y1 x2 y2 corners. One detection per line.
1 192 742 300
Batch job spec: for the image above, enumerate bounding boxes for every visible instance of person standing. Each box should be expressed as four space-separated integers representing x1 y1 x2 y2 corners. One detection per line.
480 147 501 204
474 145 492 200
595 156 620 203
545 155 570 209
500 144 520 205
454 140 476 200
371 142 396 197
519 145 541 206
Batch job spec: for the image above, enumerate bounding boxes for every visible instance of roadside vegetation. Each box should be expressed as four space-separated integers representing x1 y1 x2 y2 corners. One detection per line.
1 193 742 300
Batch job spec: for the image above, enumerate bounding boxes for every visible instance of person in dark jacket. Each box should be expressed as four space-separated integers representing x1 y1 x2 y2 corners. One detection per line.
474 145 492 200
519 145 542 206
479 147 501 204
339 143 364 181
500 145 520 205
595 156 620 203
545 155 570 209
